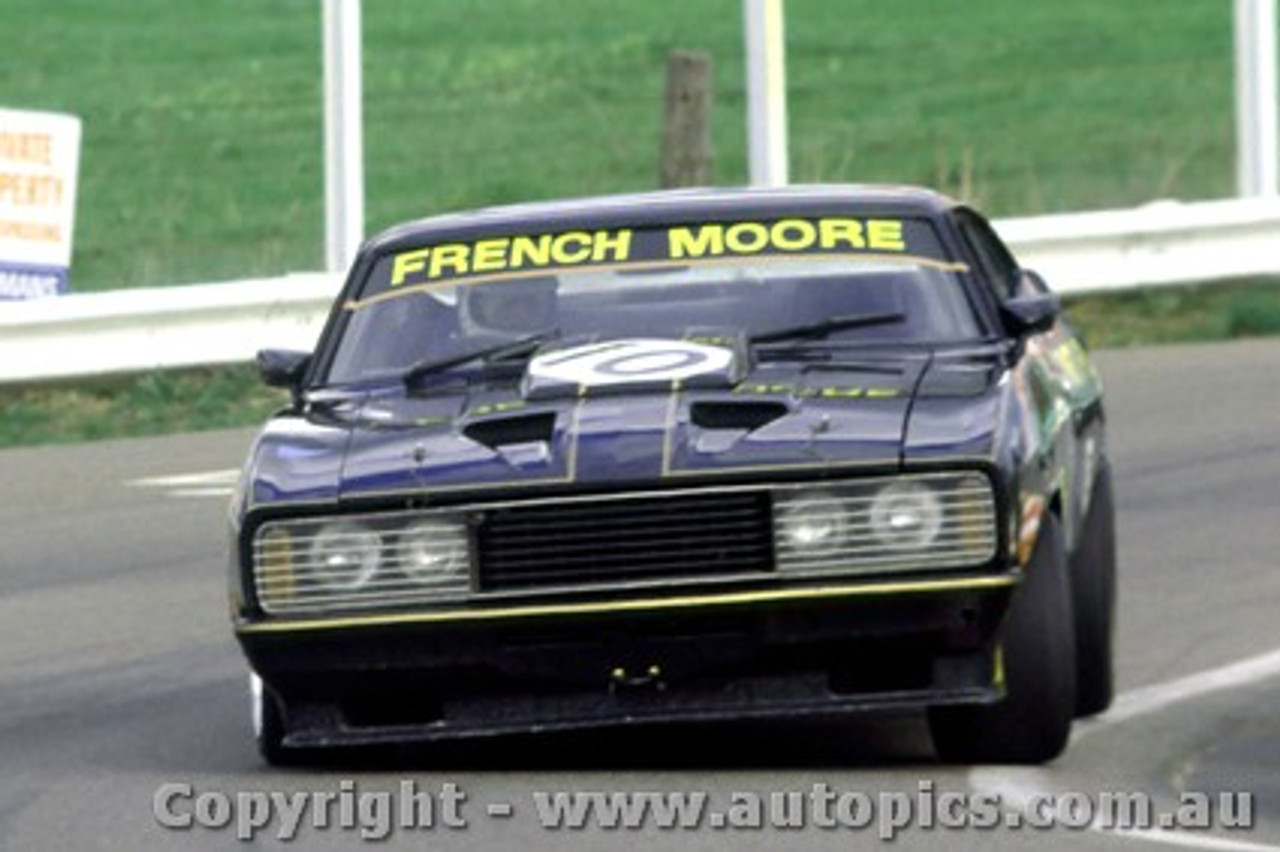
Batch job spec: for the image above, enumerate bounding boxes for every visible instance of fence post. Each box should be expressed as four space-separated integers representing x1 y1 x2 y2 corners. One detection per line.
660 50 714 188
744 0 788 187
322 0 365 272
1235 0 1278 197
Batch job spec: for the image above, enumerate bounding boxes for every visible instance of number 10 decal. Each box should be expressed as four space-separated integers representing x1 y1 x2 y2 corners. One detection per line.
528 339 736 389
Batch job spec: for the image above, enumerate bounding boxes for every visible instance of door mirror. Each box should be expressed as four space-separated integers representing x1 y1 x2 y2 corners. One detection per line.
256 349 311 392
1000 292 1060 337
1014 268 1052 296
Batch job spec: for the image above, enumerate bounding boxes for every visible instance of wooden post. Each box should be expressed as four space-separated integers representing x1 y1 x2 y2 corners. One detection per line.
660 50 713 188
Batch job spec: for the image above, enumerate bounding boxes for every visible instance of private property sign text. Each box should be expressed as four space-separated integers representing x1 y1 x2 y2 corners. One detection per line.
0 108 81 299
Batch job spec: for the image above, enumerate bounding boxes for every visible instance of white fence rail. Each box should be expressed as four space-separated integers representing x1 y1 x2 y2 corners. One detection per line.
996 197 1280 292
4 197 1280 384
0 273 341 384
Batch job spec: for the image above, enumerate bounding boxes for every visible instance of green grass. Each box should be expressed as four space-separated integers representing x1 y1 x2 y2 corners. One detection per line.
1063 278 1280 347
5 279 1280 450
1 366 288 448
1 1 1264 448
6 0 1235 293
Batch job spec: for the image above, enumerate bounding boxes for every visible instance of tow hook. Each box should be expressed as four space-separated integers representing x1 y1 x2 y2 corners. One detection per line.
609 663 666 694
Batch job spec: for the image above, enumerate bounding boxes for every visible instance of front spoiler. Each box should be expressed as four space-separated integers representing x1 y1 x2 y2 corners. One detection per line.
277 669 999 750
241 575 1016 750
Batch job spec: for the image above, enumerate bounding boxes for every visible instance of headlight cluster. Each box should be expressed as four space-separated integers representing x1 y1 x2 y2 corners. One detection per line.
772 473 996 576
253 511 471 615
249 472 996 618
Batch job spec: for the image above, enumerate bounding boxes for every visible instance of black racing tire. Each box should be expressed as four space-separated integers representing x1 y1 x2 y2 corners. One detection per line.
929 512 1077 764
1070 460 1117 717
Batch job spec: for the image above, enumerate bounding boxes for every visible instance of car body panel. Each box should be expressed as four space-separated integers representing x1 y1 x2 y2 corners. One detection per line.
229 185 1108 753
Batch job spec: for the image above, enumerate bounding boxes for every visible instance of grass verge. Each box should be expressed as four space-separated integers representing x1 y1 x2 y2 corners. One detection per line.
7 0 1235 293
1 365 288 449
4 279 1280 450
1062 277 1280 348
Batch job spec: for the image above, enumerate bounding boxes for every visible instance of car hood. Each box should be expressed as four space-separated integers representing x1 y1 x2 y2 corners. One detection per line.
246 347 1007 507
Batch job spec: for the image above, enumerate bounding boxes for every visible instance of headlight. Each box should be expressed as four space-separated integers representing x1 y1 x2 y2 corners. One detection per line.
397 519 469 586
773 473 996 577
869 480 943 550
306 521 382 590
253 510 472 615
776 492 848 553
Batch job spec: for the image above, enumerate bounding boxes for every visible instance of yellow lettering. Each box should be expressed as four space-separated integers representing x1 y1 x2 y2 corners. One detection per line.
473 400 526 416
428 243 470 278
386 216 912 291
551 231 592 264
819 386 866 398
866 219 905 251
390 248 429 286
725 222 769 253
591 228 632 262
0 173 62 207
819 218 866 250
735 383 794 395
668 225 724 259
471 238 510 272
0 132 54 166
510 234 551 268
771 219 816 251
0 219 60 242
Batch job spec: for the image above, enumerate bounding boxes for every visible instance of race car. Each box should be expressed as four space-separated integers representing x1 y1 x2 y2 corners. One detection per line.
229 184 1116 766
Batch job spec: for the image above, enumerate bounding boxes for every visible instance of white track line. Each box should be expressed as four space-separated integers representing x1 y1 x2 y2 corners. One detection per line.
1076 647 1280 737
127 469 240 488
127 469 239 499
1107 828 1280 852
972 647 1280 850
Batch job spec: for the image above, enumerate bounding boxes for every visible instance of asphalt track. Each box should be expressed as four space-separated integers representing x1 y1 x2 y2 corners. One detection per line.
1 338 1279 851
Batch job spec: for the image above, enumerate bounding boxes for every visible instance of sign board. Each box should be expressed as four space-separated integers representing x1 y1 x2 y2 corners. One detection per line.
0 108 82 300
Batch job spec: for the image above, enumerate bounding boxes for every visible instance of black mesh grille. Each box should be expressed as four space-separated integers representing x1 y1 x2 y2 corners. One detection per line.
477 491 775 591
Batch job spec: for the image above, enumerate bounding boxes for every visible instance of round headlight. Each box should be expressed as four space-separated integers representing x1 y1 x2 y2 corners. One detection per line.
777 492 848 553
305 521 382 590
870 481 943 550
398 519 468 585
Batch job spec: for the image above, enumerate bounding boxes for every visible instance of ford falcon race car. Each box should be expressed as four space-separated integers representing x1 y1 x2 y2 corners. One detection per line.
230 185 1116 766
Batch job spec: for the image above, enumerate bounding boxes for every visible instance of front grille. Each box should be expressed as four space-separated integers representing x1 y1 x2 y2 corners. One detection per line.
250 473 999 617
477 491 775 591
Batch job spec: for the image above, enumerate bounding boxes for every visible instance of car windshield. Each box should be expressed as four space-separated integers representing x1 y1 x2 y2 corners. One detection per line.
324 217 982 384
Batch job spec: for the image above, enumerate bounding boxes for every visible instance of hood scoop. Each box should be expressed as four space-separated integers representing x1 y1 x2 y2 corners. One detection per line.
463 412 556 450
689 400 791 456
690 400 789 431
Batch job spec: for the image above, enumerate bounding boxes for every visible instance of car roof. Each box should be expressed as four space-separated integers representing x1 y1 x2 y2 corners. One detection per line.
364 184 962 255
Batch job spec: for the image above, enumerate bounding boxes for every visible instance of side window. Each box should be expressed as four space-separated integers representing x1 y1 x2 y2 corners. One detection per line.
955 209 1020 301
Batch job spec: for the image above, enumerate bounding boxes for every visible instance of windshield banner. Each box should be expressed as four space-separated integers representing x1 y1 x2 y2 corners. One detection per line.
381 217 948 295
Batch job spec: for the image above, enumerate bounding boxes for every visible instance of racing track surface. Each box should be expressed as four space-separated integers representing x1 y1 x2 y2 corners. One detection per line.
1 339 1279 851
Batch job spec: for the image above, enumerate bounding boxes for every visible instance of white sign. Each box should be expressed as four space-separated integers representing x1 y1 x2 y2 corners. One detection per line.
0 108 82 300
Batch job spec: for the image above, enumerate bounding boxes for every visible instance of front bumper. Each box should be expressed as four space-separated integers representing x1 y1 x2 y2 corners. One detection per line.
237 575 1016 748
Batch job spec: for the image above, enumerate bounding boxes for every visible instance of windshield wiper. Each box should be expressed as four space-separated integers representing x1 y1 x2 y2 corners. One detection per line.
750 311 906 345
402 331 557 386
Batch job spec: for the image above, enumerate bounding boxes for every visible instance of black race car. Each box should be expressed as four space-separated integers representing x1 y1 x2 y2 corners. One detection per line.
230 185 1116 766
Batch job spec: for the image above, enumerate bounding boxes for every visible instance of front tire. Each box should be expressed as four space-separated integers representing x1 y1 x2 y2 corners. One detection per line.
1071 461 1117 717
929 512 1077 764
